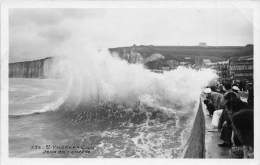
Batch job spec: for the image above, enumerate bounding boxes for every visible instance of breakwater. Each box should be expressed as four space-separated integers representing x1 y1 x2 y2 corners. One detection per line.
183 99 205 158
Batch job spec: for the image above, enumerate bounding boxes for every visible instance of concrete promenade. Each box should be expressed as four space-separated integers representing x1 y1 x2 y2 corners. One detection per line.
202 102 230 158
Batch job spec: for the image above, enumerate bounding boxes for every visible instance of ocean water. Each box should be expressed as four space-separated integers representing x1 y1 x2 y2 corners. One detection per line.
9 78 67 116
9 78 196 158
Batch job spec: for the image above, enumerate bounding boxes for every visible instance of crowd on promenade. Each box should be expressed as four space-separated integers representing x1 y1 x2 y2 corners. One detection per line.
203 80 254 158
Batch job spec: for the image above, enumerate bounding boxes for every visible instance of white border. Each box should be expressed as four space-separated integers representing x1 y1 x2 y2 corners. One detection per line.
1 1 260 165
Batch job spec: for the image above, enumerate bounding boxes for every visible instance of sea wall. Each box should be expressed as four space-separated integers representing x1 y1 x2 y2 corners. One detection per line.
9 57 54 78
183 99 205 158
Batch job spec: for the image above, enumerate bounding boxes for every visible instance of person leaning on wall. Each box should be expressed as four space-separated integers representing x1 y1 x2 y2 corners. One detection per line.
203 87 224 117
217 91 248 147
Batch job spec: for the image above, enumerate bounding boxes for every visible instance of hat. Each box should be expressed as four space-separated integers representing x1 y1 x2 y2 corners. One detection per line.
204 88 212 94
232 86 240 91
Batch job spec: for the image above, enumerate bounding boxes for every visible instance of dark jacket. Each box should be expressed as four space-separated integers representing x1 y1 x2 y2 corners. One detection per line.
232 110 253 147
218 98 248 129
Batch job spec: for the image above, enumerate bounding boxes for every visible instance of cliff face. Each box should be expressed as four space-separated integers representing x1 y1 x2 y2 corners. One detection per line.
110 46 144 64
9 57 54 78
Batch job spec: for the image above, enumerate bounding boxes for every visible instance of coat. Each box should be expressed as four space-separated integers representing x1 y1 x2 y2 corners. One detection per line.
207 91 225 110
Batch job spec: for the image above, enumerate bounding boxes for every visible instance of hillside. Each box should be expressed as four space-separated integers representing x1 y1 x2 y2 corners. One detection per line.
109 45 253 62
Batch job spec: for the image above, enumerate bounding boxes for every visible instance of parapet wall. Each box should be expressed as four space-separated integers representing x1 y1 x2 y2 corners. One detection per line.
183 99 205 158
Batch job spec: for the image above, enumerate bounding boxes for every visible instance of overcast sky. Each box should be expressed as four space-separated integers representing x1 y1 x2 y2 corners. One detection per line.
9 8 253 62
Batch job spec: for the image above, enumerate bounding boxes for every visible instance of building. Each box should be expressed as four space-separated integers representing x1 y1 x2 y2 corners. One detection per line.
229 56 253 82
204 60 230 82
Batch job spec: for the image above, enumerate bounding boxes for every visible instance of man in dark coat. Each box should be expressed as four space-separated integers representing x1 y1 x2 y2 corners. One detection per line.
232 110 253 147
218 91 248 147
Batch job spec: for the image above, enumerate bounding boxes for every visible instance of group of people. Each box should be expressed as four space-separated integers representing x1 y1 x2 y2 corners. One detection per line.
203 81 254 158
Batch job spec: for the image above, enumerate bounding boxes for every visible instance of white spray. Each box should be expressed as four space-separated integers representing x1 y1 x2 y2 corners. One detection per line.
54 44 217 113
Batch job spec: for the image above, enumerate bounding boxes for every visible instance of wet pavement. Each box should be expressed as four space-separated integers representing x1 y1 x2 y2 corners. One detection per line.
202 102 230 158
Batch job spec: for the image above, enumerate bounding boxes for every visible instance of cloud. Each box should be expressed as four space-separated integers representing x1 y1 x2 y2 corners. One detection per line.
9 9 94 62
9 8 105 27
9 8 253 62
10 9 64 27
38 27 71 43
